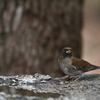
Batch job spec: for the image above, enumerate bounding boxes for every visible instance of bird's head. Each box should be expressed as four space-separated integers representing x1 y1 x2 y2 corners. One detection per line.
61 47 72 58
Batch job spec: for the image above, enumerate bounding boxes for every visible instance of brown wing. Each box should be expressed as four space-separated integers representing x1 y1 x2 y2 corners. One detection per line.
72 57 93 72
72 57 90 67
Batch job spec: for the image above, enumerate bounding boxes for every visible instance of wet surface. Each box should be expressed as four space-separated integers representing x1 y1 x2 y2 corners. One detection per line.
0 73 100 100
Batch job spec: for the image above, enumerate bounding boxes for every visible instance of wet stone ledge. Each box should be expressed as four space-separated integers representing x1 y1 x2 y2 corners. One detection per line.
0 73 100 100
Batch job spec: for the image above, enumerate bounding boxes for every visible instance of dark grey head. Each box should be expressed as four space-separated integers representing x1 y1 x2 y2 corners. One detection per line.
62 47 72 58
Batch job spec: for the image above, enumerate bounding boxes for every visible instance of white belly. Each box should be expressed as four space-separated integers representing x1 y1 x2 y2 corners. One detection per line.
60 63 69 74
59 62 82 76
58 57 82 76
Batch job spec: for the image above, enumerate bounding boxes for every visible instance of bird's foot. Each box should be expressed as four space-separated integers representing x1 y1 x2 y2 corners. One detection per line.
61 76 82 87
61 75 71 81
68 76 82 84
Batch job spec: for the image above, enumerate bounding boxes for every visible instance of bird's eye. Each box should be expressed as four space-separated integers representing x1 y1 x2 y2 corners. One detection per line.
66 50 68 52
64 49 67 52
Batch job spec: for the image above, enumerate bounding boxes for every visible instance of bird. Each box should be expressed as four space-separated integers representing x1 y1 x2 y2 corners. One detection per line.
58 47 100 82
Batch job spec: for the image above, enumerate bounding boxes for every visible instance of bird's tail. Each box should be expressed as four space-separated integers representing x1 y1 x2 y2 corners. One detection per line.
90 65 100 71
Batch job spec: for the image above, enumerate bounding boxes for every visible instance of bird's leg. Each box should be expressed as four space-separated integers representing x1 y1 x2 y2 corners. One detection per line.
61 75 71 80
62 76 82 87
63 76 82 87
69 76 82 84
65 75 71 80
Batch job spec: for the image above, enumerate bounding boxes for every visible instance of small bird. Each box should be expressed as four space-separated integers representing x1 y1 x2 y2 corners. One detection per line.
58 47 100 81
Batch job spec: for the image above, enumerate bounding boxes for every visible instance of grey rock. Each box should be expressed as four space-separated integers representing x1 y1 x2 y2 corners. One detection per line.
0 73 100 100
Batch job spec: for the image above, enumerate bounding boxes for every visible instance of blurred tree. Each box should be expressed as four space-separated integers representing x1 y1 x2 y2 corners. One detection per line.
0 0 83 76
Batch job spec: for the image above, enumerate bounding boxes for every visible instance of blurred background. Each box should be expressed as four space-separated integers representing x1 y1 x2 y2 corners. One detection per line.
0 0 100 77
82 0 100 74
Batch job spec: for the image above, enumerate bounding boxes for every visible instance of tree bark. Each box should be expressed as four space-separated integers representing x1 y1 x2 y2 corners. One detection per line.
0 0 84 76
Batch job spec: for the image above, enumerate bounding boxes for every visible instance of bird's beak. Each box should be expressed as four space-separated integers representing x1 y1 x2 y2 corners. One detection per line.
66 50 71 53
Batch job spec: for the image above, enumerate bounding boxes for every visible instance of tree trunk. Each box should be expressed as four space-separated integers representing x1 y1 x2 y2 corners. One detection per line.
0 0 83 76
